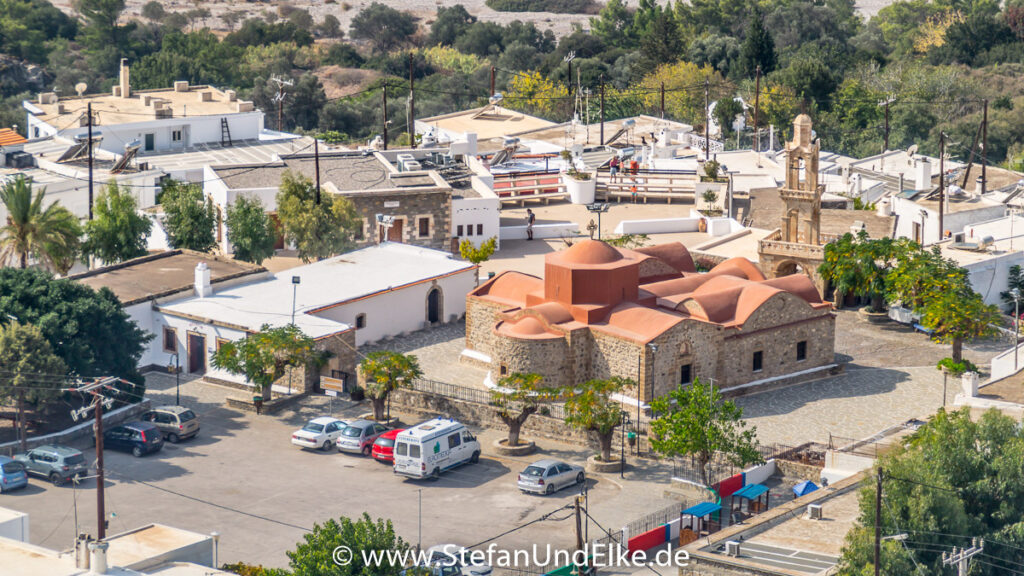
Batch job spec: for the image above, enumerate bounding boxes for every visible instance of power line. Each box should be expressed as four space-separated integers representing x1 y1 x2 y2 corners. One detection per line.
464 504 574 550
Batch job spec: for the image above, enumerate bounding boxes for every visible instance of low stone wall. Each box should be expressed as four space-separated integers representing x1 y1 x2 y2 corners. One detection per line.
774 459 822 483
720 363 845 398
0 400 152 456
225 393 307 415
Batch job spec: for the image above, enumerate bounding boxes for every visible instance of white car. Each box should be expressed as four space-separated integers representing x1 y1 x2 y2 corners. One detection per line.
517 459 585 495
424 544 493 576
291 417 348 451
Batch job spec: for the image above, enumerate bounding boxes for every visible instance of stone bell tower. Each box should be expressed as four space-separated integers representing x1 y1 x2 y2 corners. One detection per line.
779 114 822 245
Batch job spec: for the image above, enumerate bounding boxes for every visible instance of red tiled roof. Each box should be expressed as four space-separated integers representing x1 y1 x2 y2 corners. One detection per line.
0 129 26 146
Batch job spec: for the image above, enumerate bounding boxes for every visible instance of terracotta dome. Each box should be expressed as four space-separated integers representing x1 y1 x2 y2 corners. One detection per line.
506 317 550 336
560 240 624 265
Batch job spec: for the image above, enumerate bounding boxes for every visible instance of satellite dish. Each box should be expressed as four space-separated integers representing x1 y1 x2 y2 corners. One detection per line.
75 82 87 97
907 144 918 158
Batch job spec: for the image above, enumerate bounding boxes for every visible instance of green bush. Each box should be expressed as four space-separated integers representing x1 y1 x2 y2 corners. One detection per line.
937 357 978 376
485 0 599 14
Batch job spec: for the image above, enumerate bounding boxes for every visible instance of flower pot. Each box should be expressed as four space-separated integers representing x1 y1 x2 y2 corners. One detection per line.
586 454 623 473
493 438 536 456
565 175 596 204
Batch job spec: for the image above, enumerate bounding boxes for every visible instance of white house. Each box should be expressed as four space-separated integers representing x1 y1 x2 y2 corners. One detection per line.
940 214 1024 307
23 60 264 155
891 189 1006 246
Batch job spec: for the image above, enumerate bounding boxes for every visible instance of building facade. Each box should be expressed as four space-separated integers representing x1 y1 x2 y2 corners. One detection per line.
465 239 836 402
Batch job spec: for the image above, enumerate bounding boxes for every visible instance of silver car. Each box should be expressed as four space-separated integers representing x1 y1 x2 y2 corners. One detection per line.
424 544 492 576
517 459 585 495
337 420 389 455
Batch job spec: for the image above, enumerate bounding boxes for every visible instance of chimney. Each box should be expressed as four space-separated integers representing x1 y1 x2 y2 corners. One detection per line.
88 540 109 575
76 534 92 569
195 262 212 298
174 80 189 92
975 176 984 197
915 158 931 191
118 59 130 99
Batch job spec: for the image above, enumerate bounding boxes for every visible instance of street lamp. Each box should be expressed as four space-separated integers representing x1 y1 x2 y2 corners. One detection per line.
1013 288 1021 371
169 353 180 406
586 203 609 240
619 411 630 479
291 276 301 325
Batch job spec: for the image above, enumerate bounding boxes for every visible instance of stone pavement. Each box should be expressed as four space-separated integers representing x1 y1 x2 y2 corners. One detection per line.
359 320 489 388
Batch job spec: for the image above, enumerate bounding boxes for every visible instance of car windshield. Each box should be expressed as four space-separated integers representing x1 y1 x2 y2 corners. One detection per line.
375 437 395 448
64 454 85 466
1 462 24 474
342 427 363 437
303 423 325 433
522 466 546 477
178 410 197 422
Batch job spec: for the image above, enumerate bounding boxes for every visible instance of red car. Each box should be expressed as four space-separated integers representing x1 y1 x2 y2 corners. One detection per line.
371 428 405 463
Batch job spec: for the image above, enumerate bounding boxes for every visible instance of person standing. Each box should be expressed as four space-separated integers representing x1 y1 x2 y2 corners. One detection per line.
526 208 536 240
609 155 620 183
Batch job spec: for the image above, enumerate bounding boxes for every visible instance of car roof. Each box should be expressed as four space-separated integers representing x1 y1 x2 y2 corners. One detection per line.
399 418 464 440
309 416 343 425
35 444 80 455
0 456 14 464
346 420 377 429
380 428 405 439
152 405 191 414
528 459 565 468
125 421 159 431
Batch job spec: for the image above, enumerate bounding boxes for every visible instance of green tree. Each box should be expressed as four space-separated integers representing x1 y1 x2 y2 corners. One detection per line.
0 268 150 396
430 5 476 46
350 2 417 53
276 171 360 263
885 246 967 309
563 377 630 461
920 287 1000 363
74 0 125 48
649 378 761 486
0 176 81 274
1000 264 1024 314
589 0 636 49
838 408 1024 575
713 96 744 136
459 236 497 282
359 351 423 421
491 372 556 447
141 0 164 21
226 196 278 265
160 180 216 252
212 324 322 401
735 13 775 78
639 8 684 71
0 321 67 451
82 181 152 265
286 513 408 576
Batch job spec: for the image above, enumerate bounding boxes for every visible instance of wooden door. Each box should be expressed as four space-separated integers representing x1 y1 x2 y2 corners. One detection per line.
387 219 403 243
187 332 206 374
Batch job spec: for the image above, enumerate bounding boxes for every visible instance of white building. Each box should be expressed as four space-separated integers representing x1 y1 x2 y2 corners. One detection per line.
73 245 476 391
891 188 1006 246
940 214 1024 307
23 60 264 155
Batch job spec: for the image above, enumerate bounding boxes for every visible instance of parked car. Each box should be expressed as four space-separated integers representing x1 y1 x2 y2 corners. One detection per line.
0 456 28 493
291 417 348 451
337 420 390 455
103 422 164 457
141 405 200 443
424 544 493 576
14 445 88 486
394 418 481 479
517 459 584 495
371 428 405 463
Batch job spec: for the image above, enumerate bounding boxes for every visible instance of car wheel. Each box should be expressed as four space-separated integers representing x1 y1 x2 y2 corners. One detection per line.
576 472 585 484
362 445 372 456
470 450 481 464
50 473 65 487
322 440 333 452
431 467 441 480
545 483 555 495
132 446 144 458
167 433 180 444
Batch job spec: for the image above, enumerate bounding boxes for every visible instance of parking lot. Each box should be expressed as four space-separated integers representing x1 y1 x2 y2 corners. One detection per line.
1 373 677 569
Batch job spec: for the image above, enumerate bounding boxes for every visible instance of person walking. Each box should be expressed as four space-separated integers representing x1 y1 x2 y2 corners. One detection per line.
526 208 536 240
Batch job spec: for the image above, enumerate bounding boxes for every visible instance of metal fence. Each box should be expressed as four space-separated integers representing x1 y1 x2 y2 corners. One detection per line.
670 441 827 485
623 501 687 537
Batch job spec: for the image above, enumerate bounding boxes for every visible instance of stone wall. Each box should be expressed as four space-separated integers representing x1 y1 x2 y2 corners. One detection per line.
348 188 451 251
0 399 152 456
491 335 572 387
774 459 822 483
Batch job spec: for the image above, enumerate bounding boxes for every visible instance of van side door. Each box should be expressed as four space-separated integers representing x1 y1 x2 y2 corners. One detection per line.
446 432 463 464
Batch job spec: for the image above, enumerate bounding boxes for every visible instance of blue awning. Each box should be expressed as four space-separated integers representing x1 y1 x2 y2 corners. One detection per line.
682 502 722 518
732 483 769 500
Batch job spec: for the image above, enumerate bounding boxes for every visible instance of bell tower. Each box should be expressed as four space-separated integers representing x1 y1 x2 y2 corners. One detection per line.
779 114 822 245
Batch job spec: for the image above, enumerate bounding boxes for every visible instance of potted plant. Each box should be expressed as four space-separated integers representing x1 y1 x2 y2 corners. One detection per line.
561 150 596 204
696 160 728 218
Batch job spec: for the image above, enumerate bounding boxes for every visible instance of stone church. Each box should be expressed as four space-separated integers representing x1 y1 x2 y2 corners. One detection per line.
464 240 836 403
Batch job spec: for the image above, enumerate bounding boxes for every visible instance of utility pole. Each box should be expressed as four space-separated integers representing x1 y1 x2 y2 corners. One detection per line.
599 75 605 146
960 120 983 189
874 467 882 576
382 82 389 151
981 98 988 194
704 79 710 161
87 102 94 220
408 53 416 149
753 66 761 153
68 377 118 541
943 539 984 576
313 137 321 205
490 66 496 97
574 497 585 576
271 76 293 132
564 52 575 99
660 82 665 118
939 132 946 242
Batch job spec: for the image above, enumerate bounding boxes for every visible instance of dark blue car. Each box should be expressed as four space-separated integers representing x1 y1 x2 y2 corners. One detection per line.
103 422 164 457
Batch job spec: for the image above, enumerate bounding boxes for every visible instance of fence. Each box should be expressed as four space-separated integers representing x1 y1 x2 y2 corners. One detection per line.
670 442 827 486
623 501 687 537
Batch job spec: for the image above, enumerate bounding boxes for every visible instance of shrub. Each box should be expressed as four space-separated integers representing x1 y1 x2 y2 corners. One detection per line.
937 357 978 376
484 0 599 13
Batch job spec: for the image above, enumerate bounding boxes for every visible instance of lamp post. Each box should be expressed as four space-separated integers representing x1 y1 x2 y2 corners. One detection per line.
1013 288 1021 371
291 276 301 325
586 203 609 240
169 353 180 406
620 411 630 479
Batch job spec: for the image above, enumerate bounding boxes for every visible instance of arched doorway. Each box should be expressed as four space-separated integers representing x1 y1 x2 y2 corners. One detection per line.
427 288 441 324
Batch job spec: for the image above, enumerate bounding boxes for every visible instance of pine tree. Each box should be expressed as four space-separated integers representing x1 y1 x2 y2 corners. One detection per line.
736 13 776 79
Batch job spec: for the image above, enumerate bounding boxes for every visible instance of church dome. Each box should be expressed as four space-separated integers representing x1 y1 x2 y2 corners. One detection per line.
560 240 624 265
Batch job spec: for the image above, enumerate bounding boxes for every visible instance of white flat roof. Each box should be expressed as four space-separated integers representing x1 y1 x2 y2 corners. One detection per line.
159 243 476 339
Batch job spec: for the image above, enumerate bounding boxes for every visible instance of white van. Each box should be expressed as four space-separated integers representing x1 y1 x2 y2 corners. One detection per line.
393 418 481 479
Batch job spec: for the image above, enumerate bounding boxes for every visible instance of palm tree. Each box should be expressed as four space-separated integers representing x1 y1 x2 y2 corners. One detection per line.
0 176 81 273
